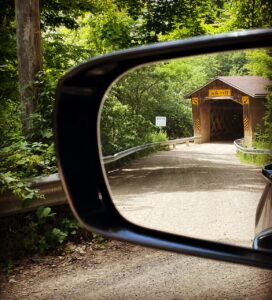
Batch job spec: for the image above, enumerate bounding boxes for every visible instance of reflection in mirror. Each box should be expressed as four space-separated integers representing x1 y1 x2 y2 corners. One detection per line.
99 49 272 251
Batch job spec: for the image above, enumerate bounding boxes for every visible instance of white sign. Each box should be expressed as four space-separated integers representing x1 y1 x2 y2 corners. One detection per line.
155 116 166 127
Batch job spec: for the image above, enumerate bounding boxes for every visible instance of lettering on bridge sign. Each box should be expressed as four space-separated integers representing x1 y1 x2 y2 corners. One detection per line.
208 89 231 97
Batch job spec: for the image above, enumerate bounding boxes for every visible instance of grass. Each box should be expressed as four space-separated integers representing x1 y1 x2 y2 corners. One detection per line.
236 150 272 166
236 140 272 166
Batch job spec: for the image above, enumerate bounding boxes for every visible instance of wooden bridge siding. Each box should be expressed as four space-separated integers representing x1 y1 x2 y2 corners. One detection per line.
191 79 254 143
199 102 210 143
243 97 252 145
191 101 201 141
250 98 266 140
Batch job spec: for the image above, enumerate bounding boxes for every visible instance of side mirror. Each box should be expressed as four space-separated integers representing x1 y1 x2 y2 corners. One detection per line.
54 29 272 269
263 164 272 182
254 164 272 251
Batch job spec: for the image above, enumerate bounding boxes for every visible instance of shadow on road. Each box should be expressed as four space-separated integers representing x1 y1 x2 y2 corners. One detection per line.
108 148 264 196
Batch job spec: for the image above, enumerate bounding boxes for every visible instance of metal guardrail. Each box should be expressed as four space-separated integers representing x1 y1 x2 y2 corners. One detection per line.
0 173 67 217
0 136 201 216
103 136 201 164
234 138 272 155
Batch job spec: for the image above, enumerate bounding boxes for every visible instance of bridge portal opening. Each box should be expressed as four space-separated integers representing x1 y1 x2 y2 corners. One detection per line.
210 100 243 141
188 76 270 145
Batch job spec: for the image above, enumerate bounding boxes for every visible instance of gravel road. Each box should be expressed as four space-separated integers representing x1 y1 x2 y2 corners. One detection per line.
108 142 265 248
2 142 272 299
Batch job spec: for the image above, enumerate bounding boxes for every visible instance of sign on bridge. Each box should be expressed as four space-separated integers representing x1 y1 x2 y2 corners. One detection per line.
208 89 231 97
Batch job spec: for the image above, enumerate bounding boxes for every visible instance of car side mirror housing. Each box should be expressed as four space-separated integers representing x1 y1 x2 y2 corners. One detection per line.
54 29 272 269
263 164 272 182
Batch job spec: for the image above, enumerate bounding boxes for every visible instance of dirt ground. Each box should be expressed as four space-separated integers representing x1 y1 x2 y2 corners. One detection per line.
1 239 272 300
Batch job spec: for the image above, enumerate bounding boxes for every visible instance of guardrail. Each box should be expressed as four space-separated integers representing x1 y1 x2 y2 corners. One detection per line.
234 138 272 155
0 136 201 216
103 136 201 164
0 173 67 217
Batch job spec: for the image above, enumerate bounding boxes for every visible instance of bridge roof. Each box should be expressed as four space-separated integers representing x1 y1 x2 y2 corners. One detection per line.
187 76 271 98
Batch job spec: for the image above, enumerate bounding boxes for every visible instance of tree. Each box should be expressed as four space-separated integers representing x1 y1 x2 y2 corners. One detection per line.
230 0 272 29
245 49 272 146
15 0 42 136
114 0 208 43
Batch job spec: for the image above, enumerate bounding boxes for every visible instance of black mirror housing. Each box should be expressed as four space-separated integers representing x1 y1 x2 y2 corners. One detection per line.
263 164 272 182
54 29 272 269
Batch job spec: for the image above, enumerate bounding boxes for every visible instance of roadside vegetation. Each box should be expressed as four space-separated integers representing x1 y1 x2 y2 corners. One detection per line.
236 151 272 166
0 0 271 267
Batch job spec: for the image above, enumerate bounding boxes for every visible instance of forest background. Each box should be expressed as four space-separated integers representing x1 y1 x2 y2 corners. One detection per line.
0 0 271 263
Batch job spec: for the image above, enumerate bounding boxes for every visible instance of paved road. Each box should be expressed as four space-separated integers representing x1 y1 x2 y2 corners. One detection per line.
108 142 265 248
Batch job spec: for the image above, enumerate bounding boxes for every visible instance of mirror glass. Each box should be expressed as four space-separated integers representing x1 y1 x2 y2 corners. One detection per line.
99 48 272 251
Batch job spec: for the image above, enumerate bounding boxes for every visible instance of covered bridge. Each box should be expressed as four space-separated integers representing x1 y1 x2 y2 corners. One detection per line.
187 76 271 145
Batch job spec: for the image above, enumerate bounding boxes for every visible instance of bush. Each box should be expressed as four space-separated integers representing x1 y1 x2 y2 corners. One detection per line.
0 205 87 269
148 130 168 142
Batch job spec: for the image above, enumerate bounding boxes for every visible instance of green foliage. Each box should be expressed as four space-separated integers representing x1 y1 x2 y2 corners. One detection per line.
63 2 136 55
262 95 272 141
0 100 21 146
115 0 207 42
100 64 194 155
245 49 272 77
43 32 92 70
237 137 272 166
246 49 272 146
101 95 156 154
41 1 99 29
0 206 81 268
148 130 168 143
236 151 272 166
0 1 17 105
230 0 272 29
0 138 57 204
0 173 40 207
98 8 134 51
1 140 56 177
254 95 272 146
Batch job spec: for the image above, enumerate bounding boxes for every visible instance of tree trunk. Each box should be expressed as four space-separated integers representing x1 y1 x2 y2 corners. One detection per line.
15 0 42 136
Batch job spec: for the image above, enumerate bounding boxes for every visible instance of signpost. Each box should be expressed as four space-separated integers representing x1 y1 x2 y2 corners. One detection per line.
155 116 166 127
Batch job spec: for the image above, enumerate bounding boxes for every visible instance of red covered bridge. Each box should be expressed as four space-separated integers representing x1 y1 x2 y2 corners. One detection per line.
187 76 271 145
